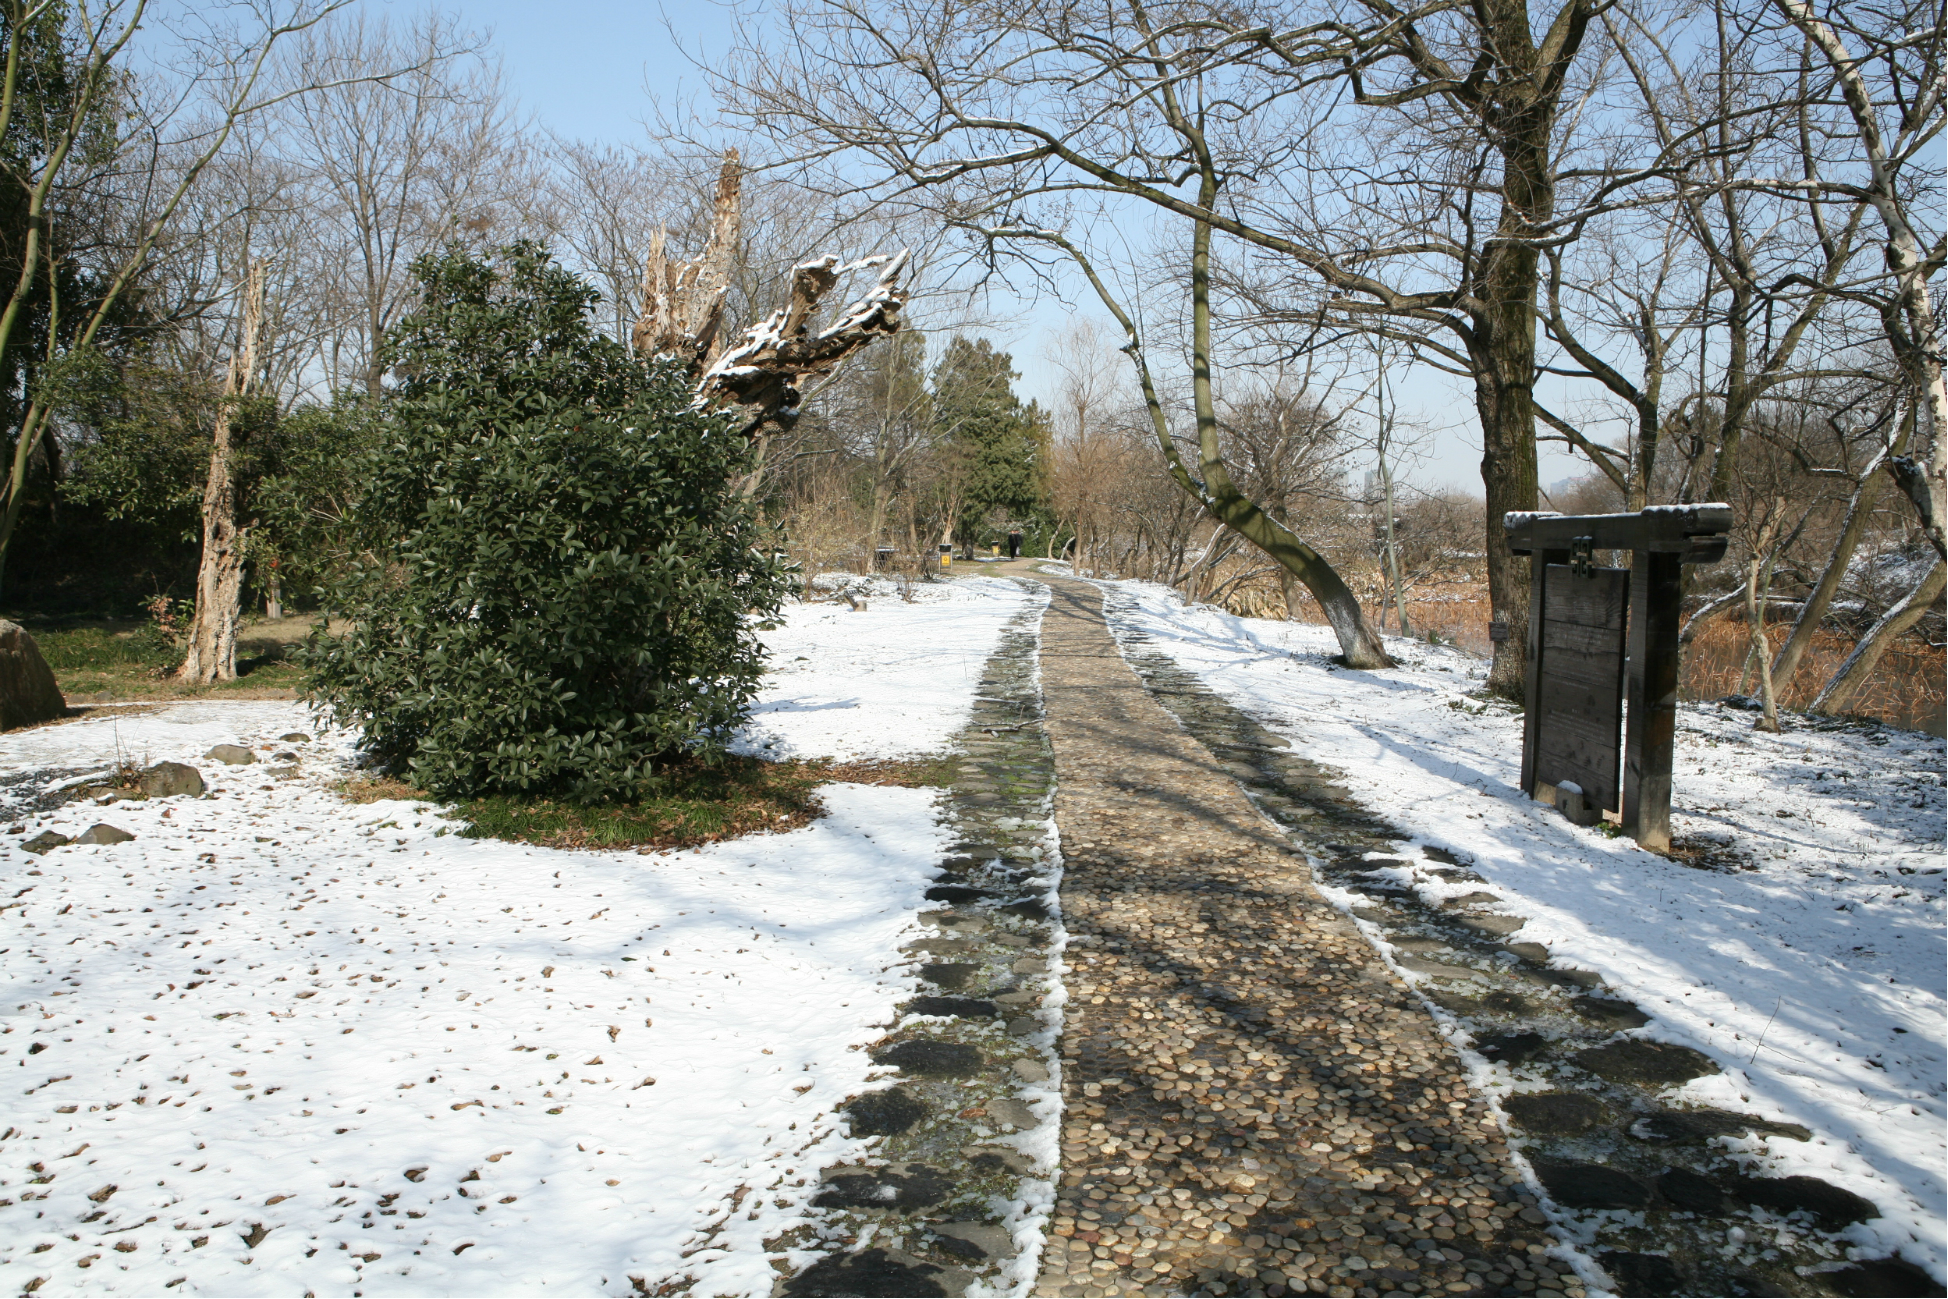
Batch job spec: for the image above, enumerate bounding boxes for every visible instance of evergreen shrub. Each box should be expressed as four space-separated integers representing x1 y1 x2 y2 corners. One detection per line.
302 243 788 801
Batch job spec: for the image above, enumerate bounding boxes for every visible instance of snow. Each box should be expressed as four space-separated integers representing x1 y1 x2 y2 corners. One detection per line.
1105 580 1947 1281
0 576 1038 1296
737 575 1035 762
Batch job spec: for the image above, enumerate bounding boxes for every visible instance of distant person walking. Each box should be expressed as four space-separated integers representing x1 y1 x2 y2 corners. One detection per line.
1007 529 1022 560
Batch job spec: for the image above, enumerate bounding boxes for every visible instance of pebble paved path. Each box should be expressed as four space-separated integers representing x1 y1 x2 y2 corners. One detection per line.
1032 576 1577 1299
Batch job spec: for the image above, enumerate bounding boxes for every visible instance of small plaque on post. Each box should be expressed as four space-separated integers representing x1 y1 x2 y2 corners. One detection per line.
1489 620 1510 643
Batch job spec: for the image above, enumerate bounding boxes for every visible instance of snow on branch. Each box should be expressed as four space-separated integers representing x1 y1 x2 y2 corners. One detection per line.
630 148 910 438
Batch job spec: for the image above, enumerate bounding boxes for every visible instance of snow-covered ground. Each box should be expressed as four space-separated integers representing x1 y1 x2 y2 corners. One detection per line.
1107 579 1947 1281
738 575 1034 762
0 577 1035 1297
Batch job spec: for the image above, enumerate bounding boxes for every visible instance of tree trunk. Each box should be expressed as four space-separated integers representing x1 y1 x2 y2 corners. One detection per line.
178 263 266 685
1809 556 1946 716
1743 516 1782 731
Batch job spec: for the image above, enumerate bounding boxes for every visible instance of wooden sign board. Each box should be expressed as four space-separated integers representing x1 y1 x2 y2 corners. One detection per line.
1506 505 1733 852
1535 564 1629 811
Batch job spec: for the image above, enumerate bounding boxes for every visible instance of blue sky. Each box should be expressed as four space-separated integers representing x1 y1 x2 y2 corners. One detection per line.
428 0 1590 494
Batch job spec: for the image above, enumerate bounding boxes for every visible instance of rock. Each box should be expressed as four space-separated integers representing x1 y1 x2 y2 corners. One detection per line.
1735 1174 1878 1228
986 1098 1036 1130
22 831 70 854
1531 1157 1653 1210
919 962 980 990
1574 996 1651 1029
964 1146 1035 1175
925 884 990 904
280 732 311 743
1573 1040 1717 1087
1632 1108 1812 1145
842 1088 930 1136
991 991 1037 1005
1009 957 1044 974
74 824 135 845
783 1248 950 1297
1397 955 1480 982
1006 1017 1038 1036
1501 941 1551 962
1600 1250 1685 1297
1392 937 1459 955
871 1039 985 1076
813 1162 953 1210
908 938 978 956
140 762 205 798
906 995 997 1019
1480 990 1538 1015
1010 1058 1049 1083
1475 1032 1548 1065
1458 914 1526 936
1823 1256 1943 1297
204 743 256 765
1657 1167 1730 1216
1421 846 1461 865
0 620 66 731
1442 891 1502 908
1504 1091 1605 1136
929 1221 1014 1261
1000 898 1048 920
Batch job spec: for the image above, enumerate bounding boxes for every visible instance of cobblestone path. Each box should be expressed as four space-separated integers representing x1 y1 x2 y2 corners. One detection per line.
1033 577 1577 1299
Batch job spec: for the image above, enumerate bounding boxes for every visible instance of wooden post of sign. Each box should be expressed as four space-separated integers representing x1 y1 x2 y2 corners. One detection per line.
1623 550 1684 852
1518 539 1571 797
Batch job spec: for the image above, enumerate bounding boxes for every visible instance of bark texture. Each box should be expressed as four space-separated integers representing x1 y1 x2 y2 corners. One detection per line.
177 263 266 685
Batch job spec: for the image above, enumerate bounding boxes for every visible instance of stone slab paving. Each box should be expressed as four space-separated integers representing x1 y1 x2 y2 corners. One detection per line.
1033 576 1573 1299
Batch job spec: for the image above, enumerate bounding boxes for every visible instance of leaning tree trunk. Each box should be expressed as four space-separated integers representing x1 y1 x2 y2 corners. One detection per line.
1809 556 1946 716
177 262 266 685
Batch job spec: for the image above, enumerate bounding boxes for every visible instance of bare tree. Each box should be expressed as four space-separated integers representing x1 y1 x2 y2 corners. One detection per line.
0 0 362 591
274 11 519 397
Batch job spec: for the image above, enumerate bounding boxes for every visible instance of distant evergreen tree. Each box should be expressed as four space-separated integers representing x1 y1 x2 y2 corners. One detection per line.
930 335 1047 548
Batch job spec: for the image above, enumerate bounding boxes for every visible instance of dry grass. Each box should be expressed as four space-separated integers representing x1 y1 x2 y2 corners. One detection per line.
1248 575 1943 733
1681 616 1944 732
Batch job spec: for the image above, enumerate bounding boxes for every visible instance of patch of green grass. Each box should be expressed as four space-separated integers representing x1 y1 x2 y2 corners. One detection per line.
342 753 959 852
455 757 831 851
34 623 176 673
27 620 305 699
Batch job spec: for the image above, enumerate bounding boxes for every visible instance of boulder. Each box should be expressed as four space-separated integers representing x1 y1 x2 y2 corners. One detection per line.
0 620 65 731
140 762 205 798
75 824 135 845
22 831 71 854
204 744 256 765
